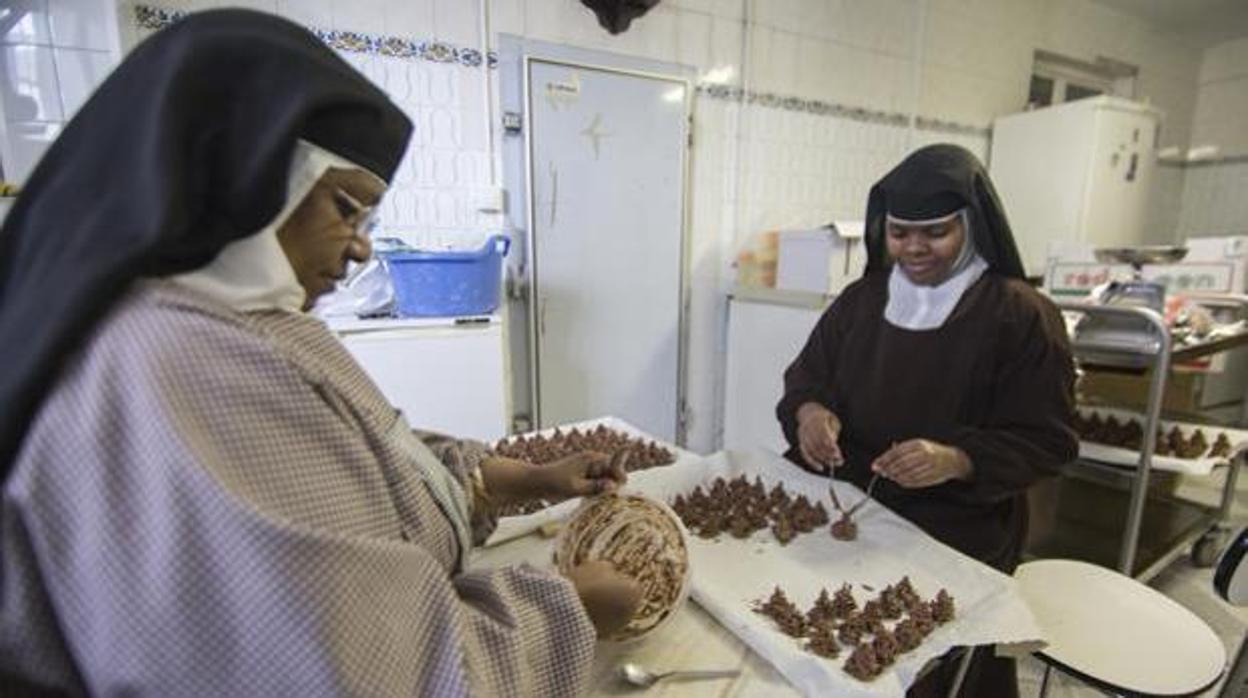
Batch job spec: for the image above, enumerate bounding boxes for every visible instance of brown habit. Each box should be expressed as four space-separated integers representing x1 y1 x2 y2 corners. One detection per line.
777 272 1078 571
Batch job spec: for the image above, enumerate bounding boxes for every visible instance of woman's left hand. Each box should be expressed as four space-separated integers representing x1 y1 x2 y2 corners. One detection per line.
870 439 973 488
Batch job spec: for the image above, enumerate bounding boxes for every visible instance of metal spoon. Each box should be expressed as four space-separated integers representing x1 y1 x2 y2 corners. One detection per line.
617 662 740 688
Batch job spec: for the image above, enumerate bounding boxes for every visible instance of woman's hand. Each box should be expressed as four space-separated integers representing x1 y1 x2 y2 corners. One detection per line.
565 561 642 638
870 439 973 488
537 451 628 500
478 456 542 506
796 402 843 473
479 452 627 505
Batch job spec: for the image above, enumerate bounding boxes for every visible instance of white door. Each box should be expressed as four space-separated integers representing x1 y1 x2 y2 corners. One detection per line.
526 58 689 441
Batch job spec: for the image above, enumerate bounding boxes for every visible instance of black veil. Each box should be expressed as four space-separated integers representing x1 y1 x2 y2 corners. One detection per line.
0 9 413 471
861 144 1026 280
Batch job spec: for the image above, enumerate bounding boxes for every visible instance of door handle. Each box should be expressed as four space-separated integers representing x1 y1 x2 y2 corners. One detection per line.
539 296 547 337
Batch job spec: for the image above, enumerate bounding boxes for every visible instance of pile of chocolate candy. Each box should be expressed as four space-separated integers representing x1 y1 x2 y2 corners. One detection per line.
1073 412 1233 460
753 578 955 682
491 425 676 517
494 425 674 470
670 476 829 545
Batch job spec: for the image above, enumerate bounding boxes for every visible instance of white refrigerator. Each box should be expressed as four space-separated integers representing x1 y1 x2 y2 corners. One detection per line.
989 96 1163 277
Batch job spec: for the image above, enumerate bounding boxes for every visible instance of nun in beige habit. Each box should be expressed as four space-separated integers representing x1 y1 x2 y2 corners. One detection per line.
0 10 638 696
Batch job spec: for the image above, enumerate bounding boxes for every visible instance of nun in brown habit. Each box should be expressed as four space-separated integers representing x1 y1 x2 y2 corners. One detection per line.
777 144 1078 696
0 10 640 696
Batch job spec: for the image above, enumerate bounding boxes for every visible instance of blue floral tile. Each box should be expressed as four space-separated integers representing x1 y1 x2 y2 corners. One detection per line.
377 37 417 59
423 42 455 63
135 5 185 30
327 31 376 54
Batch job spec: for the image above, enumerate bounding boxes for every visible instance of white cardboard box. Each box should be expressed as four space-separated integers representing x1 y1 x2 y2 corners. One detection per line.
775 221 865 295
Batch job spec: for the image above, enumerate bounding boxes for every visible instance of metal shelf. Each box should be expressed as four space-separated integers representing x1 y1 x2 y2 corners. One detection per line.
1040 298 1247 579
1171 332 1248 364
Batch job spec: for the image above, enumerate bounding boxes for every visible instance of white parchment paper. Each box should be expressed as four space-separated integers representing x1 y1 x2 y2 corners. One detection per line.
622 448 1046 697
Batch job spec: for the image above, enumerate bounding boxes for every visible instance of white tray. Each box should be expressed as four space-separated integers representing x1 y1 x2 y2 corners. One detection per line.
482 417 702 547
620 449 1045 697
1076 407 1248 476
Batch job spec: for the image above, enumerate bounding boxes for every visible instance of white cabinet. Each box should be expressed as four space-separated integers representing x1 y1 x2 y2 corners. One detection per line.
331 317 509 443
722 288 830 454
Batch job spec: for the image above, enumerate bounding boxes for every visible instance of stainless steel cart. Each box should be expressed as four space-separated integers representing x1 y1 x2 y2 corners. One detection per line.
1027 297 1248 581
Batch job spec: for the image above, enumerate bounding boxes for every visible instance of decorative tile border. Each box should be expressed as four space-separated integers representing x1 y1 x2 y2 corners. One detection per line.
134 4 498 68
696 84 909 128
135 4 989 138
696 84 990 137
913 116 991 138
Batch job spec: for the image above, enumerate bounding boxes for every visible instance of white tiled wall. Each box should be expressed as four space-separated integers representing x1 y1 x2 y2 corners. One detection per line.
123 0 501 249
0 0 119 182
2 43 62 121
1175 37 1248 241
922 0 1203 152
51 0 121 51
339 51 499 246
100 0 1221 451
1145 163 1186 244
1191 38 1248 157
1179 162 1248 239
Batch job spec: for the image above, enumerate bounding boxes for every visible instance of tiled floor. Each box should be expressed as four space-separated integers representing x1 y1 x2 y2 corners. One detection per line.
1014 466 1248 698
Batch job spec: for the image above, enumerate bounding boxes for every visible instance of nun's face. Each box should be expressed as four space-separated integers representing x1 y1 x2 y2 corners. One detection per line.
277 167 384 309
885 215 966 286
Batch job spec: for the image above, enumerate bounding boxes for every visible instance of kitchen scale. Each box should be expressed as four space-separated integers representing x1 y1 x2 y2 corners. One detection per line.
1092 246 1188 310
1072 246 1187 365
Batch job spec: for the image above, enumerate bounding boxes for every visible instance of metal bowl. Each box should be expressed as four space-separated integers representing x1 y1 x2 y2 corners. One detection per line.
1093 246 1188 266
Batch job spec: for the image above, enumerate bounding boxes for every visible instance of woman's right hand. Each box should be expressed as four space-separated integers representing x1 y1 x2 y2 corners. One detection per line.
565 561 642 638
796 402 843 473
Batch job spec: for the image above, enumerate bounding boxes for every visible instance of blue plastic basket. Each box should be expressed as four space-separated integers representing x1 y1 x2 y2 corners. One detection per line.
383 236 511 317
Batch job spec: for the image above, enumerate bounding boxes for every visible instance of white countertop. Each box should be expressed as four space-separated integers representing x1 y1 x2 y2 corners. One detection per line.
729 285 835 310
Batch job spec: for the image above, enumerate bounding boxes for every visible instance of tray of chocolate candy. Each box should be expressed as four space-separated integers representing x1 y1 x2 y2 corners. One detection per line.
482 417 701 547
618 449 1045 697
1074 407 1248 476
